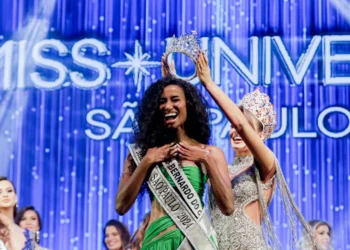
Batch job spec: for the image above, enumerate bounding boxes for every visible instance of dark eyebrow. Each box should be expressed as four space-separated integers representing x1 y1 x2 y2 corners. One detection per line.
160 95 180 99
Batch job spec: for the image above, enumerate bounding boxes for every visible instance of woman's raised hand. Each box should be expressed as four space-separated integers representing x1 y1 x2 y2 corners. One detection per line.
161 54 175 78
196 52 212 86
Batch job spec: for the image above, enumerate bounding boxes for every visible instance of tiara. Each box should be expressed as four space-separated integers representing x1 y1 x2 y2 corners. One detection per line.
164 30 203 81
239 89 277 141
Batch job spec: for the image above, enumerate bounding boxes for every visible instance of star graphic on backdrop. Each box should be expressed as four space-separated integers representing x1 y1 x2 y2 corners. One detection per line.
112 40 161 92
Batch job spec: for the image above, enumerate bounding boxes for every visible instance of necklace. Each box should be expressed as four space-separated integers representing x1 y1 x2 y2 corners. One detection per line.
229 155 254 174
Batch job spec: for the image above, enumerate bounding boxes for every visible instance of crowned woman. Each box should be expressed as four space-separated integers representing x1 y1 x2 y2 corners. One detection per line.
115 32 234 250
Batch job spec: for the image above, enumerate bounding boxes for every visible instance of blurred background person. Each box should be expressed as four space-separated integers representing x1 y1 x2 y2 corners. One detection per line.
125 213 150 250
297 220 333 250
104 219 130 250
0 176 36 249
15 206 49 250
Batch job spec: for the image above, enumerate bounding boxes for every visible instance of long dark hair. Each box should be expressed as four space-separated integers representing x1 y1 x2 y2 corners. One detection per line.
104 219 131 250
0 177 18 218
133 77 211 154
15 206 43 241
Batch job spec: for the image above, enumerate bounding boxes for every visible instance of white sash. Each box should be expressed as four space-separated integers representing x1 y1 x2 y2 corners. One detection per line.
128 144 218 250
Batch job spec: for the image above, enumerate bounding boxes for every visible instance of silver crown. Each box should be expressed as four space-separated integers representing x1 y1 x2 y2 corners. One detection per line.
164 30 203 81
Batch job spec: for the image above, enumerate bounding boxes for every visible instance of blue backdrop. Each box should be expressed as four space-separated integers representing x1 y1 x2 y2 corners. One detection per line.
0 0 349 249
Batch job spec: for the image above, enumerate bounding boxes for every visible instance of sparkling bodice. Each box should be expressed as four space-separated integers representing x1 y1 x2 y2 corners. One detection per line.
209 156 274 250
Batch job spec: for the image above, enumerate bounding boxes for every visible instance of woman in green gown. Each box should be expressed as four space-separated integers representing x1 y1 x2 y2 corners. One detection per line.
115 62 234 250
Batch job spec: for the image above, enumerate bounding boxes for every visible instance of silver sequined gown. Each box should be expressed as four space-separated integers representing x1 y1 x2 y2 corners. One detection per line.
209 157 275 250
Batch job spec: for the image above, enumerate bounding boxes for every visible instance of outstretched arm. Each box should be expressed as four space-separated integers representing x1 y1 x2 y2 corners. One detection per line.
196 52 275 181
178 143 234 215
116 144 177 215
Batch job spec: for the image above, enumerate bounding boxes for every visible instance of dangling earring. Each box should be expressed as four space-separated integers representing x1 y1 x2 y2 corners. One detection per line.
35 231 40 243
16 204 18 208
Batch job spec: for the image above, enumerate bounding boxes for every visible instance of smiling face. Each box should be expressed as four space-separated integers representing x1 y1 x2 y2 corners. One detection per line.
104 226 123 250
0 180 17 210
229 107 264 154
315 225 331 250
19 210 40 233
159 85 187 129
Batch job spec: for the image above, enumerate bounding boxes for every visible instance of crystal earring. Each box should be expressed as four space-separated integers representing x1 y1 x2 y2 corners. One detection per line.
35 231 40 243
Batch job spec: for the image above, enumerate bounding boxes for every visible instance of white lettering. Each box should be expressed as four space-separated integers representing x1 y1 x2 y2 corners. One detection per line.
70 38 111 89
30 39 69 90
85 109 112 140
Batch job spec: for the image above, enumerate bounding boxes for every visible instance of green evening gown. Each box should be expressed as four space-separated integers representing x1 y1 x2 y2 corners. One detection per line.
141 166 207 250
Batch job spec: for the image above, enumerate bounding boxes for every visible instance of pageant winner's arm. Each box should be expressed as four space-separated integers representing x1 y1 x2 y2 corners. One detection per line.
196 53 275 181
178 143 234 215
115 144 177 215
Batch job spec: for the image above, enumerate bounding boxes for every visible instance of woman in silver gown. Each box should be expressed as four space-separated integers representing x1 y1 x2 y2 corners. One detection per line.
195 52 315 250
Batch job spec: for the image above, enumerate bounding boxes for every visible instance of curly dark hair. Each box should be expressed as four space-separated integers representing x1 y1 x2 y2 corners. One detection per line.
133 77 211 154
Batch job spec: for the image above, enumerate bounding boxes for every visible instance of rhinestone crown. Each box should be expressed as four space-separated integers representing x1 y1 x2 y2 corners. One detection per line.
239 89 277 141
164 31 203 81
165 30 202 62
